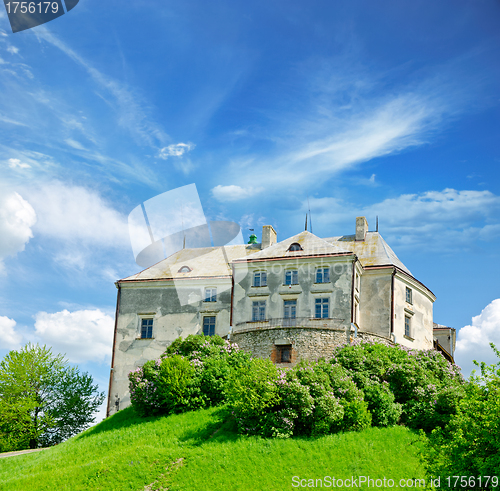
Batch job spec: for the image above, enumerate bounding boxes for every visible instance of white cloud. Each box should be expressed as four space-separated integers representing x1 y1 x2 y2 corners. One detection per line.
34 309 114 363
8 158 31 169
64 138 86 150
0 191 37 270
158 142 194 160
6 46 19 55
28 182 129 249
455 299 500 378
0 316 22 350
305 188 500 251
212 184 263 202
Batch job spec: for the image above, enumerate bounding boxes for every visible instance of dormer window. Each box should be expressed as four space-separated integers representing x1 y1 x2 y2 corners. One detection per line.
178 266 191 273
288 243 303 252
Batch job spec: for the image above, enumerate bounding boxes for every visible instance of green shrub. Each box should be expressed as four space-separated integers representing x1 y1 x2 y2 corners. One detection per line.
226 357 281 435
129 335 250 416
422 344 500 486
363 381 402 427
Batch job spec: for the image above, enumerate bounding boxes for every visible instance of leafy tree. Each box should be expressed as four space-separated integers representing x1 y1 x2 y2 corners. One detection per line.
0 343 104 450
423 343 500 487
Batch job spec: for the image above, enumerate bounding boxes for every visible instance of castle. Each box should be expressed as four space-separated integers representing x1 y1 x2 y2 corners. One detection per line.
107 217 455 416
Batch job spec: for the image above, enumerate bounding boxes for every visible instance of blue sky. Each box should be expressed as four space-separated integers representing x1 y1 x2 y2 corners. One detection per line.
1 0 499 420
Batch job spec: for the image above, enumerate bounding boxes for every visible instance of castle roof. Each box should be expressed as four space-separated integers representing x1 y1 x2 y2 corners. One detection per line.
235 230 350 262
120 243 259 282
120 228 412 282
323 232 412 275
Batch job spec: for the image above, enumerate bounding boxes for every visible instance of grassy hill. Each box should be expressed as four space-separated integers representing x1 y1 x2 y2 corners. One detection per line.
0 406 427 491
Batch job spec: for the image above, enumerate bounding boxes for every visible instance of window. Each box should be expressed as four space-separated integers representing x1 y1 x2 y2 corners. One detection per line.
253 271 267 287
204 287 217 302
277 345 292 363
284 270 298 285
404 315 411 338
284 300 297 326
315 298 329 319
288 243 303 252
178 265 191 273
316 267 330 283
354 299 359 325
203 316 216 336
406 287 412 304
140 318 153 339
252 301 266 321
355 273 360 292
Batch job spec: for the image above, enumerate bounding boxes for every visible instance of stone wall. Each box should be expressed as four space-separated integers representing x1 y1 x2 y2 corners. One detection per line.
231 327 349 364
232 327 395 365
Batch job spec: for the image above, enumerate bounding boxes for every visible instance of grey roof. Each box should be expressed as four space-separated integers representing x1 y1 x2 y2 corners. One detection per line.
323 232 412 275
238 230 350 262
120 243 260 282
120 230 412 282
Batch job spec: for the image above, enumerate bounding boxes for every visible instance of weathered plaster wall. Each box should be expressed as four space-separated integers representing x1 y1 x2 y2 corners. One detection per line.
232 327 348 364
232 257 354 330
108 278 232 415
358 270 392 339
393 274 434 350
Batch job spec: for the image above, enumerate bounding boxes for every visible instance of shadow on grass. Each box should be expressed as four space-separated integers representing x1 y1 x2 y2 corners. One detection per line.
178 407 241 447
76 406 162 440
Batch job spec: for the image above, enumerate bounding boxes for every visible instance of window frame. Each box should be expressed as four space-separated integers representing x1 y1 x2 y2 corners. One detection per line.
287 243 303 252
277 345 292 363
284 270 298 285
252 300 266 321
140 317 154 339
404 315 412 338
314 297 329 319
204 287 217 302
405 286 413 304
253 271 267 287
203 316 216 336
315 267 330 284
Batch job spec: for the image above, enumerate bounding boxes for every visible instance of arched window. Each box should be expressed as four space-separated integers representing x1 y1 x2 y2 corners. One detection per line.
178 265 191 273
288 243 303 252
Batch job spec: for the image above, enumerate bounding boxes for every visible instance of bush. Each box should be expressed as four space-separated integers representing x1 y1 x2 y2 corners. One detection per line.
332 340 464 432
422 344 500 486
129 335 250 417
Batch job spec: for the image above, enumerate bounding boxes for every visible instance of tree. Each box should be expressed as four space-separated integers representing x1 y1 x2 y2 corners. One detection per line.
423 343 500 487
0 343 104 450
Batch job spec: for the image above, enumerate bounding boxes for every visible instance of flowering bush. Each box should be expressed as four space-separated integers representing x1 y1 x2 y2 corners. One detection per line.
129 335 465 440
332 340 464 431
128 335 250 416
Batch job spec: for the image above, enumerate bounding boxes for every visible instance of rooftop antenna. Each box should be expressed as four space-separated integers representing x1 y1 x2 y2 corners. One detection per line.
307 196 313 234
304 213 308 231
376 216 379 233
181 203 186 249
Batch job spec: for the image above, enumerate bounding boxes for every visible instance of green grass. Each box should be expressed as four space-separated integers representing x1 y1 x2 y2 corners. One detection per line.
0 407 427 490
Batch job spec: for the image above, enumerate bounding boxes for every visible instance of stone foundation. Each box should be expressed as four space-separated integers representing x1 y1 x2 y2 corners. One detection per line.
231 327 394 365
231 327 349 365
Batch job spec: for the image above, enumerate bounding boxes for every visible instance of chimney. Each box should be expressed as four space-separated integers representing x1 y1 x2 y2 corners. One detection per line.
261 225 277 249
355 217 368 241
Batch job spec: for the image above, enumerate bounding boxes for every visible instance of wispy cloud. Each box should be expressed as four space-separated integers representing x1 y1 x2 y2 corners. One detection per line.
212 184 262 202
34 28 170 149
304 188 500 251
216 91 451 195
8 158 31 169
